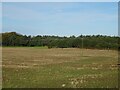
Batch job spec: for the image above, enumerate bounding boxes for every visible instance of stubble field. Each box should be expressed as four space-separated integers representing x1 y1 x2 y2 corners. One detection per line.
2 47 118 88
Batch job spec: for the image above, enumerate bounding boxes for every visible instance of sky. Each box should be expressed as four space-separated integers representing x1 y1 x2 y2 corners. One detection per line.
1 0 119 2
2 2 118 36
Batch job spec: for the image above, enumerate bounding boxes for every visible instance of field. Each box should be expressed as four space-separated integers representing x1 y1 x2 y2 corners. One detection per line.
2 47 118 88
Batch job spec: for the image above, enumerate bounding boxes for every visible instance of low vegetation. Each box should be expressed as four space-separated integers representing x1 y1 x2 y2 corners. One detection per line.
2 47 118 88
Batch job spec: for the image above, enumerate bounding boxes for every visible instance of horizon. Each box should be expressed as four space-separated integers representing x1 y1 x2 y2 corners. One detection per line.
2 2 118 36
1 31 118 37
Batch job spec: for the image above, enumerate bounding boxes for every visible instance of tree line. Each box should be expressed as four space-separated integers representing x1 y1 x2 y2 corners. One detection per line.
1 32 119 50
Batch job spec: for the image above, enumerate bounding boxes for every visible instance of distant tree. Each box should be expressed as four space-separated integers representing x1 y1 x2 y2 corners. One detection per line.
1 32 119 50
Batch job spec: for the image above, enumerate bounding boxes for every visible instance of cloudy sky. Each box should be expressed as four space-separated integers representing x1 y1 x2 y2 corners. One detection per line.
2 2 118 36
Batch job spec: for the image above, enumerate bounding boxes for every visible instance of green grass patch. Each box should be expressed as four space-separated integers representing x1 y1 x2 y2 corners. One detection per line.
2 47 118 88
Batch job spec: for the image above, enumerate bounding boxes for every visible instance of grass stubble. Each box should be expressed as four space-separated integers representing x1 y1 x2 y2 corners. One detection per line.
2 47 118 88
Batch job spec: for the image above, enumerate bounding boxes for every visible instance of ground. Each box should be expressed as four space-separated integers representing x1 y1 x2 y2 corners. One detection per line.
2 47 118 88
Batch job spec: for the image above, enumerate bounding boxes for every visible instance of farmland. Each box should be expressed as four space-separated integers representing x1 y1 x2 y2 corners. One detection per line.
2 47 118 88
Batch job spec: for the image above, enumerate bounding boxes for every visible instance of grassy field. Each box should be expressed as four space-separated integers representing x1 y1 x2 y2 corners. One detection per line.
2 47 118 88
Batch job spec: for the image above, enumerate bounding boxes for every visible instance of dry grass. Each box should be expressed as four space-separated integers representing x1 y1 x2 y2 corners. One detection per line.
2 48 117 67
2 47 118 88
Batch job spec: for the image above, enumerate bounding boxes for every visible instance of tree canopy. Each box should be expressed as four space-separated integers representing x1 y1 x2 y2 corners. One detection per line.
1 32 119 50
